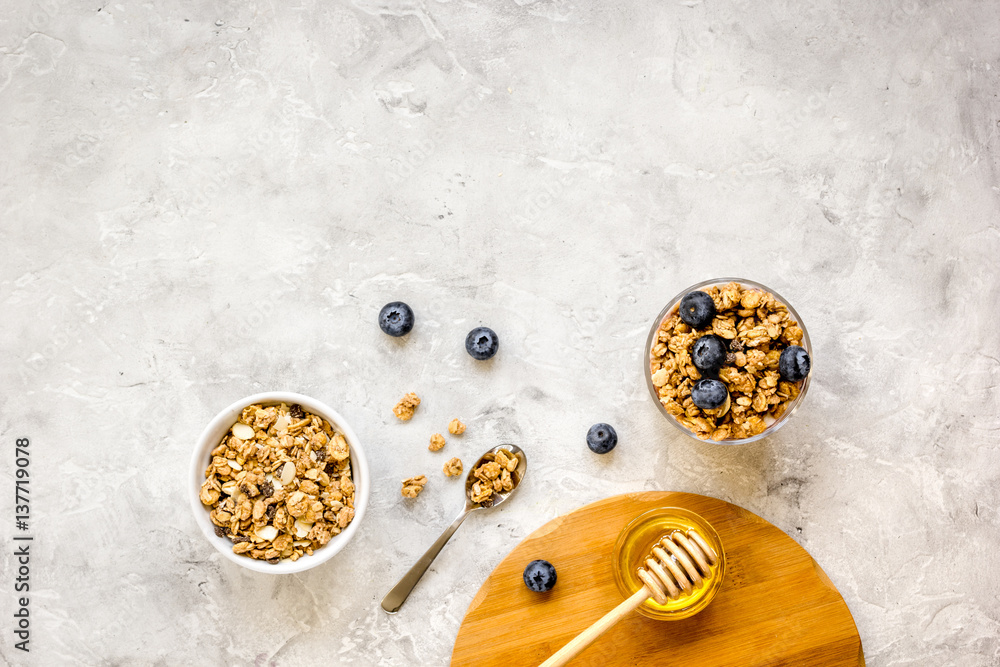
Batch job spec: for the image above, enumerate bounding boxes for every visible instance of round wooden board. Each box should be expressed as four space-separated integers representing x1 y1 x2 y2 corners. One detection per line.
452 492 864 667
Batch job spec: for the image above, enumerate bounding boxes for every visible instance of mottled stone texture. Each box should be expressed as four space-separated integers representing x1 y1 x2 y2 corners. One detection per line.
1 0 998 664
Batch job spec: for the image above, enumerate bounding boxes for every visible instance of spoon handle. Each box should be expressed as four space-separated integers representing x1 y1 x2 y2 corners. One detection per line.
381 507 473 613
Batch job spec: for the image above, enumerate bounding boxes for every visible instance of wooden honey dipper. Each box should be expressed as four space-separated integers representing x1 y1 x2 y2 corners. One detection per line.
538 528 720 667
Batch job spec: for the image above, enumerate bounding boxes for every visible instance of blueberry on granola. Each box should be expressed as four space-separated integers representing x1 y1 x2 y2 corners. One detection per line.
586 423 618 454
465 326 499 360
523 559 557 592
692 335 727 373
691 378 729 410
678 290 716 329
779 345 810 382
379 301 414 337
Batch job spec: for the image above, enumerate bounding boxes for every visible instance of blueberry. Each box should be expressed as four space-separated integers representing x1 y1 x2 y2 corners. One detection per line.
678 291 716 329
692 335 727 373
465 327 499 360
378 302 414 337
691 378 729 410
586 423 618 454
523 559 557 592
779 345 810 381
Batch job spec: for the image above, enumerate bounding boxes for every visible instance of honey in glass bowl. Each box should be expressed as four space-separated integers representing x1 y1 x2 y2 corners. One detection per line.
612 507 726 620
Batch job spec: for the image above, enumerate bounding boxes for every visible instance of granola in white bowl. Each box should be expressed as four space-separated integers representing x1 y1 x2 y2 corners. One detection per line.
190 392 369 574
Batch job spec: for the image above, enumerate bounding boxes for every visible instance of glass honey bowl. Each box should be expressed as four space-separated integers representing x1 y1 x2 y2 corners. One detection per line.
612 507 726 621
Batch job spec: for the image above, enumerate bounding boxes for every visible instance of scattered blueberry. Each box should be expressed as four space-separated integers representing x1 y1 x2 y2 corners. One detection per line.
586 423 618 454
779 345 811 382
465 327 499 360
692 335 727 373
691 378 729 410
678 291 716 329
523 559 557 592
378 302 414 337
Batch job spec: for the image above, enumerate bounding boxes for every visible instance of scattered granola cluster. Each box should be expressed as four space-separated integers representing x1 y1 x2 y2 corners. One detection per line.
392 393 421 421
199 403 356 563
393 392 470 494
650 282 805 440
401 475 427 498
443 457 463 477
469 448 518 506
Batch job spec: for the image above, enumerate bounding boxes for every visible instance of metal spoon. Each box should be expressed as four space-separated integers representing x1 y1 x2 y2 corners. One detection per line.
380 444 527 613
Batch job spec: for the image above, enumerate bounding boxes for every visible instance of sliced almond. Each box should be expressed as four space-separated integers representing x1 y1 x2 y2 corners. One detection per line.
274 414 290 432
264 473 283 491
221 481 238 496
255 525 278 542
232 422 255 440
279 461 296 485
293 540 311 547
226 459 242 471
294 520 313 538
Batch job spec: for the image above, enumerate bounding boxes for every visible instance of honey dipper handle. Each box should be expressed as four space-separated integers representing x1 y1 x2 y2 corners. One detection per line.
538 586 651 667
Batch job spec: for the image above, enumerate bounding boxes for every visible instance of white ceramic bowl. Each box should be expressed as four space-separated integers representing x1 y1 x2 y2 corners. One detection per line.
189 392 370 574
